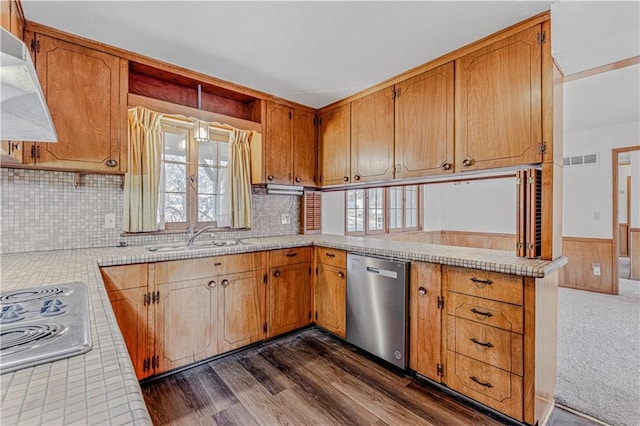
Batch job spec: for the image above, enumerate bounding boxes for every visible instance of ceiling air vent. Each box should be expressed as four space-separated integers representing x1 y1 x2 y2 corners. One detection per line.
563 153 600 167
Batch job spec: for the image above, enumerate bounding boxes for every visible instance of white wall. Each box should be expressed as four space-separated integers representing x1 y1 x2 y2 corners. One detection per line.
321 191 345 235
563 121 640 238
425 179 516 234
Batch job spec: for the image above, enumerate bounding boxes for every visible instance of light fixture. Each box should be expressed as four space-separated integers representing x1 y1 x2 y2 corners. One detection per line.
0 27 57 142
193 84 209 142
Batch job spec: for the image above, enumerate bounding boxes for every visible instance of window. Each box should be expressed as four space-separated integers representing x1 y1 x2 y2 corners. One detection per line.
158 120 231 230
346 185 421 235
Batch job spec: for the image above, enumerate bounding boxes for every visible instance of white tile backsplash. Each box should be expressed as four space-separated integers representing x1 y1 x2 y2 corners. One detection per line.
1 168 300 254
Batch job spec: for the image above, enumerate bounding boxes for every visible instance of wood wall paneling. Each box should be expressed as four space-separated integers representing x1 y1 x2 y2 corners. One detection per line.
630 229 640 280
560 237 614 294
620 224 629 257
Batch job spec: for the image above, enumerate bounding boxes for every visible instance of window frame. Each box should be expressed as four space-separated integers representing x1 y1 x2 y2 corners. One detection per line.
159 119 231 231
345 185 421 236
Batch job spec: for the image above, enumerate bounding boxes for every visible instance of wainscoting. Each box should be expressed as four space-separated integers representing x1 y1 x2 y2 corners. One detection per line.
560 237 614 294
631 228 640 280
370 230 515 251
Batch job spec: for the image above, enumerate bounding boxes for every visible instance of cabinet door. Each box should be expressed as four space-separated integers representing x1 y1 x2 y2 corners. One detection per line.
106 287 152 380
101 264 152 380
155 277 218 374
395 63 454 178
218 270 267 353
455 25 542 171
315 263 346 337
268 263 312 337
32 34 123 172
293 109 316 186
409 262 443 382
351 87 395 183
318 104 350 186
265 101 292 184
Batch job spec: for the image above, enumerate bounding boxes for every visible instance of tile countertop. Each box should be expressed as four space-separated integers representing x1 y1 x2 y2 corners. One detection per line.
0 234 567 425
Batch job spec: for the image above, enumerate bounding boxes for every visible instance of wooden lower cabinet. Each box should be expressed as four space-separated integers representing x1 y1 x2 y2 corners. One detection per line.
155 277 218 374
314 260 346 338
409 262 443 382
218 270 267 352
100 264 153 379
441 265 558 425
268 247 313 338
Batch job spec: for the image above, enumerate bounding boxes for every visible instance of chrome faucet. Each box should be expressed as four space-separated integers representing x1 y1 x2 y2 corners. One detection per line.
187 225 217 246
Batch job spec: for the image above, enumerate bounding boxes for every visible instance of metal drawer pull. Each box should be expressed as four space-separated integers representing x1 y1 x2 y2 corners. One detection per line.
470 277 494 285
470 376 493 388
285 252 298 257
222 279 230 287
214 262 222 266
418 287 427 295
338 271 345 278
274 270 281 277
470 337 494 348
325 253 336 258
207 280 216 288
470 308 493 317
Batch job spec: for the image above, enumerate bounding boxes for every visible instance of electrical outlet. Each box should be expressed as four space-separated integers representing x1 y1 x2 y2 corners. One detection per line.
592 263 601 276
104 213 116 229
280 213 291 225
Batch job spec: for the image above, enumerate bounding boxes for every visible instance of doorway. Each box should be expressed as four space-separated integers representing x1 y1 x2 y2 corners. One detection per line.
612 146 640 289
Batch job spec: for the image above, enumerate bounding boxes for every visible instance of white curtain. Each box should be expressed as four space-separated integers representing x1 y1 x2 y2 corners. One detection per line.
228 128 253 228
124 107 163 232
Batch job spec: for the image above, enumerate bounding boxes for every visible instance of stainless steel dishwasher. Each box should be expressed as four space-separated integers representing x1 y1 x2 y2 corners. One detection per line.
346 253 409 369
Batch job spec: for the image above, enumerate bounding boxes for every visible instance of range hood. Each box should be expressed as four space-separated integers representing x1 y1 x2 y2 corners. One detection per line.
1 27 57 142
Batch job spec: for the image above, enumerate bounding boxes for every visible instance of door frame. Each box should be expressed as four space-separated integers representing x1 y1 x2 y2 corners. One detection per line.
612 146 640 293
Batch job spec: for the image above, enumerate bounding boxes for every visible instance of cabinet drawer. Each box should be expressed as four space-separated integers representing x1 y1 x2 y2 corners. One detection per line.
448 316 522 375
444 266 523 305
270 247 312 267
316 247 346 268
156 252 266 283
447 351 523 421
100 264 148 292
448 293 523 334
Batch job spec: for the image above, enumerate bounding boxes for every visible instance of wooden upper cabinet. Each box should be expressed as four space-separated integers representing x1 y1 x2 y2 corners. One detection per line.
455 25 543 172
265 101 293 184
26 33 124 172
395 62 454 178
292 109 316 186
318 104 350 186
351 87 395 183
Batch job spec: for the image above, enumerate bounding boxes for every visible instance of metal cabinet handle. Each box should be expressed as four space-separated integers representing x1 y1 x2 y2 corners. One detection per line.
343 176 349 182
354 174 361 181
222 279 230 287
470 277 494 285
470 308 493 317
295 177 301 183
470 337 494 348
207 280 216 288
441 162 451 171
418 287 427 295
273 270 281 278
285 252 298 257
462 158 473 167
338 271 345 278
325 253 336 258
267 175 274 181
106 159 118 167
470 376 493 388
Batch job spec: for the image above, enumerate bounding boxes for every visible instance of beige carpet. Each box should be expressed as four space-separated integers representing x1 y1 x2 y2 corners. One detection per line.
556 278 640 426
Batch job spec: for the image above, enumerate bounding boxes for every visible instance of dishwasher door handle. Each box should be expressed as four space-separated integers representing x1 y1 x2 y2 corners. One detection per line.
366 267 380 274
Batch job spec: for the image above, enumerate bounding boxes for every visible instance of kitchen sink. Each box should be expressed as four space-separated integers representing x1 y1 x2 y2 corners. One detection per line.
146 239 250 252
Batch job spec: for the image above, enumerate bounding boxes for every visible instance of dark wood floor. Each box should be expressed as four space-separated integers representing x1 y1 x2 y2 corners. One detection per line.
141 328 599 426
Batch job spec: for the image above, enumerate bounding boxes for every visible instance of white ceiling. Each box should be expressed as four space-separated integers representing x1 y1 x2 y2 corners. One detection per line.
22 1 557 108
563 63 640 134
